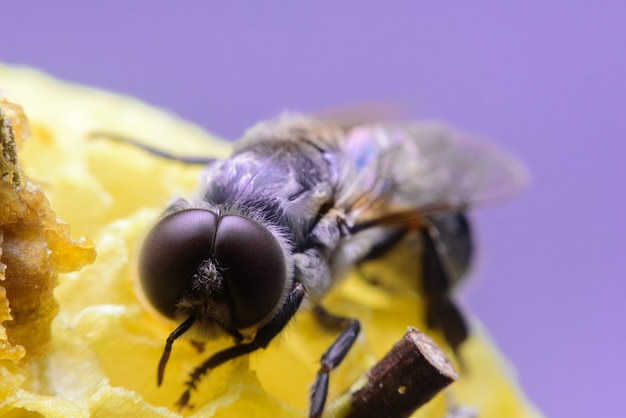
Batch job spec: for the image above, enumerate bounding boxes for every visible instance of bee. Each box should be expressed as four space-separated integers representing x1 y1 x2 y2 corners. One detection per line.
100 113 525 417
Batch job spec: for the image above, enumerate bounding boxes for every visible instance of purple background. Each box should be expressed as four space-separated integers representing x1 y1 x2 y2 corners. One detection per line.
3 2 624 417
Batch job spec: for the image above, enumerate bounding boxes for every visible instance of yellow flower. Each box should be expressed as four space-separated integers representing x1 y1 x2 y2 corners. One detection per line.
0 64 540 417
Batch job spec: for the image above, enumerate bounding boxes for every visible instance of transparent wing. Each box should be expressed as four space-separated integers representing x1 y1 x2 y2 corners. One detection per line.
335 121 528 230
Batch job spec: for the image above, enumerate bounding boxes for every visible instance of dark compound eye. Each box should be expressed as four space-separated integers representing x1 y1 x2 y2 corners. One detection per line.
214 215 287 328
138 209 218 319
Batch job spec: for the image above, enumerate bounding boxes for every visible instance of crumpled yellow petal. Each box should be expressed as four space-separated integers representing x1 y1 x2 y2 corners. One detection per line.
0 64 541 417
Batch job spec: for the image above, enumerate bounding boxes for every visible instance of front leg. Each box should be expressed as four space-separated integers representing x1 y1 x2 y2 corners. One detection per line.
309 305 361 418
176 282 306 409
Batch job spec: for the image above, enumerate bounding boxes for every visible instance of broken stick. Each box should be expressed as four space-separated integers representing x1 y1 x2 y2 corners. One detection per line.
330 327 458 418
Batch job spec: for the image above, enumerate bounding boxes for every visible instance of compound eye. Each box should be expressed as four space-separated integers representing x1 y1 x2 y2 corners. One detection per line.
214 215 287 328
138 209 218 319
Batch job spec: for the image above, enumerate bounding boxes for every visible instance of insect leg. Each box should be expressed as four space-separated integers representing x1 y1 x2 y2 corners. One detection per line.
89 131 217 165
420 213 472 357
309 305 361 418
158 315 196 386
358 227 408 263
175 282 306 409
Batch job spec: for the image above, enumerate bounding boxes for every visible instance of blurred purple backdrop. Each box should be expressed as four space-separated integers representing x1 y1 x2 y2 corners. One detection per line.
3 2 624 417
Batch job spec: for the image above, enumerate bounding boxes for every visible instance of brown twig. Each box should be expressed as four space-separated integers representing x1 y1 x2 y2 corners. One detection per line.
329 327 458 418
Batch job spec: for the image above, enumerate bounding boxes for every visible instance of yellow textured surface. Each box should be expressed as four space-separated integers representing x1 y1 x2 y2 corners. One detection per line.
0 64 540 417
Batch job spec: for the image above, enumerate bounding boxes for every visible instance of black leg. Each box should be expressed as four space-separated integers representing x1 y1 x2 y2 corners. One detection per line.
89 131 217 165
357 228 407 263
420 215 471 356
309 306 361 418
425 297 469 358
158 315 196 386
175 282 306 409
